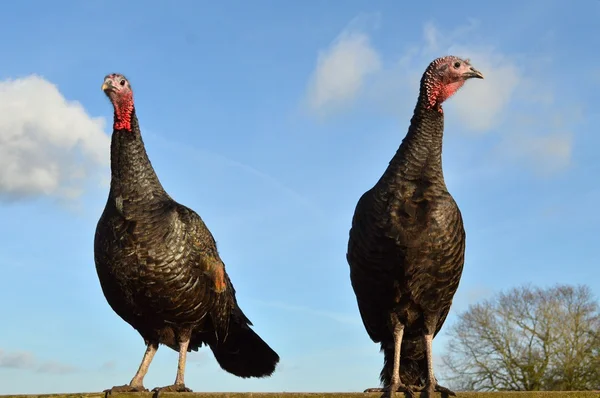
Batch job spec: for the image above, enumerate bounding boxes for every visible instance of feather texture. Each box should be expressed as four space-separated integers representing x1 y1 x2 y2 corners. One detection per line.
94 107 279 379
347 60 467 388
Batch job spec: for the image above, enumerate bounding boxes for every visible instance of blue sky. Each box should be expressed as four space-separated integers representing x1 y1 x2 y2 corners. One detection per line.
0 0 598 394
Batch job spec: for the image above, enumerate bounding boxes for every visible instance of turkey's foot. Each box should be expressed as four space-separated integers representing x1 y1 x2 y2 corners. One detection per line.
363 387 385 392
363 383 416 398
152 384 193 395
103 384 148 397
412 382 456 398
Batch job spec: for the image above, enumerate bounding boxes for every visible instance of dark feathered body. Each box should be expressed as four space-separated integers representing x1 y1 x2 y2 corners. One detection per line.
94 110 279 379
347 86 466 387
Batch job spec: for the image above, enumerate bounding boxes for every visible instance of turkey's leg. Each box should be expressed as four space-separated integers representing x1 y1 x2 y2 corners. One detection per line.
412 333 456 398
385 321 415 398
152 338 193 393
104 342 158 395
364 314 415 398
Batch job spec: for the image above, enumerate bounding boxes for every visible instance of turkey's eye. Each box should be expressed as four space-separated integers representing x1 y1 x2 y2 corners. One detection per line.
120 80 126 86
454 61 461 68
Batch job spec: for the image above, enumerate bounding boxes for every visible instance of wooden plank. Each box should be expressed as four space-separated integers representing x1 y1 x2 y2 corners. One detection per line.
2 392 600 398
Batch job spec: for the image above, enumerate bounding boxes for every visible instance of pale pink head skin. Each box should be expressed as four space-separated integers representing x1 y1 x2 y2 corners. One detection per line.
421 56 484 112
102 73 134 131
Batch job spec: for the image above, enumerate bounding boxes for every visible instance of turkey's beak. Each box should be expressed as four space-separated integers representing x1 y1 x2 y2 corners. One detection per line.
101 81 114 92
463 66 484 79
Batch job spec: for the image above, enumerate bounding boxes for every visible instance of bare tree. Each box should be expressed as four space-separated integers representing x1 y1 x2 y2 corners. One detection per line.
442 284 600 391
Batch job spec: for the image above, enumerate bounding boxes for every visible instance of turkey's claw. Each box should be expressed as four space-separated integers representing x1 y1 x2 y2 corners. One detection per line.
411 382 456 397
103 384 148 397
152 384 192 397
363 382 416 397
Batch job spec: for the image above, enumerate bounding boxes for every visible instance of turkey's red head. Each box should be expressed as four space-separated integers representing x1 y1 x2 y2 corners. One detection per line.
422 56 484 112
102 73 134 131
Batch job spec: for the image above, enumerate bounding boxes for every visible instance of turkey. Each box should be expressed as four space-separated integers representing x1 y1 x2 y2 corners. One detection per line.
95 74 279 394
346 56 483 398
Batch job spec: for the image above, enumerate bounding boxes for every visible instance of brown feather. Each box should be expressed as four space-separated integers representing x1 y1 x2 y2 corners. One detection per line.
94 108 279 378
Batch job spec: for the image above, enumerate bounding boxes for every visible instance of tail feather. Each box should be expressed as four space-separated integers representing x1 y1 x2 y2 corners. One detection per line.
206 318 279 378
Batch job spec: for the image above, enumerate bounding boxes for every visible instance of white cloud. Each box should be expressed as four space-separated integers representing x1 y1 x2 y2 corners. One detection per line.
451 286 495 313
368 23 520 135
0 349 36 369
0 75 110 201
447 49 520 133
0 348 78 374
306 28 381 116
423 22 439 53
501 132 573 176
413 24 576 173
308 19 577 175
36 360 78 375
99 360 117 372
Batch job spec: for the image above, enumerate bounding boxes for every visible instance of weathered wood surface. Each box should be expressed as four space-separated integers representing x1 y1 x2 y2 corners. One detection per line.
2 392 599 398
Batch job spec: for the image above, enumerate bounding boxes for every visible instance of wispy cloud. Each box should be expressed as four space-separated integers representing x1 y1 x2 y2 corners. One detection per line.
306 19 579 176
451 286 495 313
99 360 117 372
0 350 36 369
251 299 361 326
146 131 317 213
36 360 78 375
305 17 381 117
498 131 573 176
409 23 577 174
447 49 520 133
0 75 110 202
0 349 78 374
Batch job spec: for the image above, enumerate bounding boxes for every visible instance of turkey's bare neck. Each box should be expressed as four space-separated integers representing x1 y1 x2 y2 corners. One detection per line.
382 93 446 185
109 109 168 204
